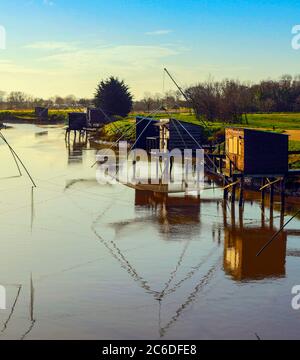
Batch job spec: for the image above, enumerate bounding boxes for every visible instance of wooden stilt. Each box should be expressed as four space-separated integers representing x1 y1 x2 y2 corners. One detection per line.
231 175 236 203
231 199 236 228
223 198 227 227
223 177 228 200
239 176 244 207
281 177 286 216
261 178 266 206
239 205 244 229
270 181 274 206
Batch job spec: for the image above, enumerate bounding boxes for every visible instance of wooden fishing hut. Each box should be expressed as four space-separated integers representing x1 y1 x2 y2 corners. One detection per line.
35 107 48 120
222 127 289 210
65 112 87 140
87 108 112 128
134 116 203 153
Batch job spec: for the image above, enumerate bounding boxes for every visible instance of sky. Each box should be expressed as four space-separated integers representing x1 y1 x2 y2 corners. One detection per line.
0 0 300 99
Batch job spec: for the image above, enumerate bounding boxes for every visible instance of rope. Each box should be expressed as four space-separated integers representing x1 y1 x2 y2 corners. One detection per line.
0 131 36 187
256 209 300 256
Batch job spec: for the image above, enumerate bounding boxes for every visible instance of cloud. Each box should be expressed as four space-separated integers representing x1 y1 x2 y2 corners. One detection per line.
0 60 42 74
24 41 77 51
43 0 55 5
0 42 182 98
145 29 173 36
36 44 179 72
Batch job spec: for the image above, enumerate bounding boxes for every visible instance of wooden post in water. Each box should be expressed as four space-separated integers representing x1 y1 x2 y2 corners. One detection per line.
239 176 244 208
231 199 236 228
280 176 286 216
223 176 228 200
231 175 236 203
239 205 244 229
261 178 266 206
270 181 274 206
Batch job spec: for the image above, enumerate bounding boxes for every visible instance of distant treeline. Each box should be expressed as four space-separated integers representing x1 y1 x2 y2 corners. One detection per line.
185 74 300 123
2 74 300 123
135 74 300 123
0 91 94 110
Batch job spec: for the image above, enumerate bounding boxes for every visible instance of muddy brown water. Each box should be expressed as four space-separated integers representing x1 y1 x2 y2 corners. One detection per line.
0 124 300 340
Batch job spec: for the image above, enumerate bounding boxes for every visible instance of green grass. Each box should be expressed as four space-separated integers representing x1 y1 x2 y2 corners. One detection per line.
102 119 135 141
289 140 300 151
245 113 300 130
128 112 300 131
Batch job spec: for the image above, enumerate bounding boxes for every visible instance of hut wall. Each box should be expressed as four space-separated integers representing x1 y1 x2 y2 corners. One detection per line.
244 129 288 175
225 128 245 173
35 107 48 118
168 120 203 151
134 117 159 150
68 113 87 130
87 108 110 127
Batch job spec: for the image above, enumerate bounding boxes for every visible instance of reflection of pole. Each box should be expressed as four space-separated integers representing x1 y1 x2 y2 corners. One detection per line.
31 187 35 233
20 274 36 340
30 274 34 322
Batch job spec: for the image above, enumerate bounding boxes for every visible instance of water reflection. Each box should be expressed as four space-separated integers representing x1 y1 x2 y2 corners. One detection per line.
135 190 201 235
66 136 88 164
223 227 286 281
2 124 300 339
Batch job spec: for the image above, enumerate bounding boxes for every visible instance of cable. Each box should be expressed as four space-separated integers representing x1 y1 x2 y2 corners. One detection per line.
0 131 36 187
256 209 300 256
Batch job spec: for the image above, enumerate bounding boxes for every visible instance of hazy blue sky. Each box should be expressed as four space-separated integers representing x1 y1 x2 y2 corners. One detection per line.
0 0 299 99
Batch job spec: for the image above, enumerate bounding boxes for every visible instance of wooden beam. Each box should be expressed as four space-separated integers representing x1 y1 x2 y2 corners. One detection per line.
259 178 281 191
222 179 240 190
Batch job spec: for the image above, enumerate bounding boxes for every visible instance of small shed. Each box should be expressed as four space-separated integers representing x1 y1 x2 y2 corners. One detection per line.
225 128 289 176
35 107 48 119
87 108 111 128
68 112 87 131
134 116 203 152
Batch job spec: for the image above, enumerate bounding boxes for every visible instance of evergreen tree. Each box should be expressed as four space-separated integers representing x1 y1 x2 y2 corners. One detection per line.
94 77 133 117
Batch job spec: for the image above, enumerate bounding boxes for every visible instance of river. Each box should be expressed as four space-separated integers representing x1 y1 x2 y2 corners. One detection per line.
0 124 299 340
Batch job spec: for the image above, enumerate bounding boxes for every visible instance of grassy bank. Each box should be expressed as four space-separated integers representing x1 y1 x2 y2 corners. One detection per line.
0 109 84 123
101 112 300 142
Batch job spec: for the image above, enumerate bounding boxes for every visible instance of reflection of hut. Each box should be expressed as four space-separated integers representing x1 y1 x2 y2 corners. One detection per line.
223 227 286 281
135 190 200 233
67 137 87 164
134 117 203 153
225 128 288 176
35 107 48 119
